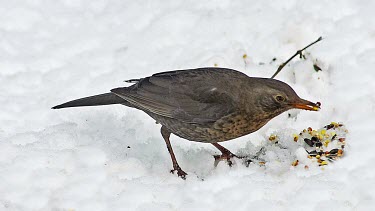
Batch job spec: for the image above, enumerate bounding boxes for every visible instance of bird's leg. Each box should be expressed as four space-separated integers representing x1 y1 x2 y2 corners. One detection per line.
161 126 187 179
212 143 244 167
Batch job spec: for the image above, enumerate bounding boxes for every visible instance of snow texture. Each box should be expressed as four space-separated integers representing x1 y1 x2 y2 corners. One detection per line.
0 0 374 210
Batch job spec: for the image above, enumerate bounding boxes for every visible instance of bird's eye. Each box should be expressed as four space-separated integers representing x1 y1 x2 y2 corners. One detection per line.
275 95 285 102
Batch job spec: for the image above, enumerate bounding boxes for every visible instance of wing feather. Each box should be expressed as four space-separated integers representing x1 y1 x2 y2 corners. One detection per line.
112 68 246 123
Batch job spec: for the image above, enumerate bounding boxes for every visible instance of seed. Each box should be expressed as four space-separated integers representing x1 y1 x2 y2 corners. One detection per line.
269 134 277 141
324 124 335 130
311 136 319 143
308 150 318 155
337 149 343 157
320 161 328 166
329 149 339 154
313 64 322 72
317 134 323 140
331 134 337 141
293 134 299 142
304 138 314 147
292 160 299 166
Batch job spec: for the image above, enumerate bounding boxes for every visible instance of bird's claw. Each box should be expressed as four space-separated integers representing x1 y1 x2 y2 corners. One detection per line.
170 166 187 180
213 153 245 167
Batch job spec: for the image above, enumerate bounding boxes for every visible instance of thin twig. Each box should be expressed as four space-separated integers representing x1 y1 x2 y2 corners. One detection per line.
270 37 323 79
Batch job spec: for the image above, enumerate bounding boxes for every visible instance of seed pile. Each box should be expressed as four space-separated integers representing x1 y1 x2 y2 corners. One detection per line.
293 122 348 167
245 122 348 169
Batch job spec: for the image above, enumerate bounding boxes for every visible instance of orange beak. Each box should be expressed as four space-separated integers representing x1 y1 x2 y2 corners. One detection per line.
291 99 320 111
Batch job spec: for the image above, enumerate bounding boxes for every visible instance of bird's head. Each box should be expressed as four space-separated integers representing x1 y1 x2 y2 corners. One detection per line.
252 78 320 118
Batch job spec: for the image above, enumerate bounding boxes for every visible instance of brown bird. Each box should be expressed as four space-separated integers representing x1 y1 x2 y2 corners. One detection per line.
53 67 320 179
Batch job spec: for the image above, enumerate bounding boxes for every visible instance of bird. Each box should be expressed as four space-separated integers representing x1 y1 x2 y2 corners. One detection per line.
52 67 320 179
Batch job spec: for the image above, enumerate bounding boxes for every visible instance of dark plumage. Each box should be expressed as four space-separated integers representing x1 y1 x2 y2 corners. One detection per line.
53 67 320 179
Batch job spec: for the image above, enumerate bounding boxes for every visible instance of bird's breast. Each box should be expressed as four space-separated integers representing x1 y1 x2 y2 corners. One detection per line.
205 112 268 142
149 111 269 143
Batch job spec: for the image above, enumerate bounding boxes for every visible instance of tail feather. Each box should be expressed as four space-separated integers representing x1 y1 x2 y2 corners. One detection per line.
52 93 126 109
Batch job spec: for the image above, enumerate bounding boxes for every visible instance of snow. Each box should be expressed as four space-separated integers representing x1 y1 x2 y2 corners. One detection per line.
0 0 374 210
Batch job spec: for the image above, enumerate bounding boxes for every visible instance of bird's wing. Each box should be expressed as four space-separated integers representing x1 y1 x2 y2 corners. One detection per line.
111 68 247 123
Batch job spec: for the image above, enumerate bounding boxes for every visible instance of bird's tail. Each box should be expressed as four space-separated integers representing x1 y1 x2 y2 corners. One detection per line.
52 93 126 109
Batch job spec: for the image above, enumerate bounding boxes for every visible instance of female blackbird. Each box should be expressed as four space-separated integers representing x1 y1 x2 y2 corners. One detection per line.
53 67 320 179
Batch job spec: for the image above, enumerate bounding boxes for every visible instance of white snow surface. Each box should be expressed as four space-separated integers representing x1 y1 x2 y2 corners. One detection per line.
1 0 374 210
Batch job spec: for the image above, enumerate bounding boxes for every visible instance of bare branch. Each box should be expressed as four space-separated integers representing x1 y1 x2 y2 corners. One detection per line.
270 37 323 79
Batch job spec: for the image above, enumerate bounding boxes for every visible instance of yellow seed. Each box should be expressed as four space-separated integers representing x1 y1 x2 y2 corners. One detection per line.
243 54 247 59
316 155 321 159
269 135 277 141
317 134 323 140
293 134 299 142
214 63 218 67
320 161 328 165
330 122 338 127
313 106 319 111
324 140 330 147
320 129 326 135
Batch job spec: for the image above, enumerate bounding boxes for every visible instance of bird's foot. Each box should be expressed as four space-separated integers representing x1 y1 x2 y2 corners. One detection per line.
214 153 245 167
170 165 187 180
